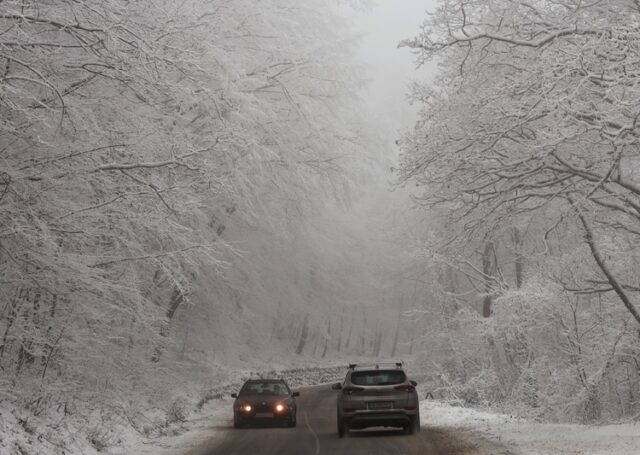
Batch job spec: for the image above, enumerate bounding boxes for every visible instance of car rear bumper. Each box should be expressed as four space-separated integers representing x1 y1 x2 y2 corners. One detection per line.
344 411 415 429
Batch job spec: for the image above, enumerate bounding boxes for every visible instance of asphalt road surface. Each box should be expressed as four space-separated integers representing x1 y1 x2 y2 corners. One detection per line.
185 385 515 455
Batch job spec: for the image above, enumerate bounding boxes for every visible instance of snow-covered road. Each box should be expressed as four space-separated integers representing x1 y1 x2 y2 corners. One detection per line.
122 383 640 455
132 384 513 455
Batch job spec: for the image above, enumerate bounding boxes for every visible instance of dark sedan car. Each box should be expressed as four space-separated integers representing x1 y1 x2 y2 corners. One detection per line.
231 379 299 428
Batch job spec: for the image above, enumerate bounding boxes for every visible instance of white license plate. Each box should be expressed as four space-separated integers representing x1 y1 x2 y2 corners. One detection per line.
367 401 393 410
255 412 273 418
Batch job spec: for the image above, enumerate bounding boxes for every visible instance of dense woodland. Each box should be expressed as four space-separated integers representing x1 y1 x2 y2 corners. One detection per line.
400 0 640 422
0 0 405 445
2 0 640 452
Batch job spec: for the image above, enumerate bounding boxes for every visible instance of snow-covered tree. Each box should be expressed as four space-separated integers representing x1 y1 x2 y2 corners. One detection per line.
399 0 640 322
399 0 640 421
0 1 387 430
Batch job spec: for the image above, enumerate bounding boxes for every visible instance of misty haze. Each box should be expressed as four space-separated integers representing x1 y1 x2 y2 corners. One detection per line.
1 1 640 454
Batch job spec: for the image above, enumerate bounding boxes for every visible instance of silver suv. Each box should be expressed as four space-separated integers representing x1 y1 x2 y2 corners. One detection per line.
332 362 420 437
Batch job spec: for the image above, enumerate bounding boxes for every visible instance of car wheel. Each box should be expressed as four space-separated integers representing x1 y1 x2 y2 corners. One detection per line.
337 417 348 438
405 414 420 435
288 412 297 427
233 415 243 429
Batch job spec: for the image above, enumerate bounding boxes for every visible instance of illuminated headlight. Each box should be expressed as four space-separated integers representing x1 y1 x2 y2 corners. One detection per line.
274 403 286 413
241 404 252 412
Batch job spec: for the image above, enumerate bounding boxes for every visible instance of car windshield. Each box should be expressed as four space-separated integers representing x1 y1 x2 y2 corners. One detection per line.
350 370 406 386
239 381 290 396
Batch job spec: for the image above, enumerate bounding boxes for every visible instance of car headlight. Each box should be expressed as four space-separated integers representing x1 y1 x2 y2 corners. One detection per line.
274 403 286 413
240 404 252 412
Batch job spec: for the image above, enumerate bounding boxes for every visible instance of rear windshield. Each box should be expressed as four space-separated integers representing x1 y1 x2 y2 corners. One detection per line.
350 370 406 386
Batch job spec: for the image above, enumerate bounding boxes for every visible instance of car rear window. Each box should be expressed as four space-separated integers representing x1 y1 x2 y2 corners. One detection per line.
350 370 406 386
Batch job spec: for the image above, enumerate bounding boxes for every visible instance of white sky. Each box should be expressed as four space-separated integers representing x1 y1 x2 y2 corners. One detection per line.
351 0 439 132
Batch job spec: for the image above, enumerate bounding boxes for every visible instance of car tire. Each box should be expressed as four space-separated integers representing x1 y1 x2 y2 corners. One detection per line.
405 414 420 435
288 413 297 427
337 417 348 438
233 415 243 429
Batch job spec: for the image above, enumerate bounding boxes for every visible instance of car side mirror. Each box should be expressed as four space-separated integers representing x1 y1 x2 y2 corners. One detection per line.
291 391 300 397
410 380 417 387
331 382 342 390
231 393 238 398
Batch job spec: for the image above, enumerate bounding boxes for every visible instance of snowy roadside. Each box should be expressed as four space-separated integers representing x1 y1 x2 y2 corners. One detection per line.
5 362 639 455
125 391 640 455
0 364 345 455
421 401 640 455
113 365 346 455
123 401 231 455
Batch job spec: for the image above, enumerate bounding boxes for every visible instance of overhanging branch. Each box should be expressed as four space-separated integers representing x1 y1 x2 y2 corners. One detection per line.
571 199 640 324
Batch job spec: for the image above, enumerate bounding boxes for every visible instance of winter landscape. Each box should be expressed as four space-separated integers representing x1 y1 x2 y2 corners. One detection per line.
2 0 640 454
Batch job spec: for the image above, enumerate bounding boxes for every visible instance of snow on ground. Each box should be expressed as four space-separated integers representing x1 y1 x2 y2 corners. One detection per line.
4 360 640 455
422 400 640 455
123 401 230 455
109 365 347 455
0 360 347 455
124 385 640 455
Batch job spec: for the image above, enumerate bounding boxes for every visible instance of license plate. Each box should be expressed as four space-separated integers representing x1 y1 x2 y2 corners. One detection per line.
255 412 273 418
367 401 393 410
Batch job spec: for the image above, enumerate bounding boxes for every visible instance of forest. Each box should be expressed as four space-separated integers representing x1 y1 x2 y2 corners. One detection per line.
0 1 409 449
1 0 640 453
399 0 640 422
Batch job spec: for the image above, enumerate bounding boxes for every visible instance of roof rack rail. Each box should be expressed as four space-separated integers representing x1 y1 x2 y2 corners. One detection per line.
347 361 404 370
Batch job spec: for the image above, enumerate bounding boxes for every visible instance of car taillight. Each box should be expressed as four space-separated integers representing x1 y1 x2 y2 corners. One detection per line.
342 385 364 395
394 384 415 392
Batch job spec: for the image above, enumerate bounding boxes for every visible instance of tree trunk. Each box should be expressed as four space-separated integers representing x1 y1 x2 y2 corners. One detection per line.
482 241 497 318
359 308 367 355
0 287 24 362
374 329 383 357
391 295 404 357
152 286 185 362
321 317 330 358
336 307 344 352
345 308 355 349
296 314 309 355
511 227 524 289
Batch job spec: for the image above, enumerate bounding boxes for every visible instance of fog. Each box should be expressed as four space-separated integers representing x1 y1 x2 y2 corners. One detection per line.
353 0 438 131
3 1 640 453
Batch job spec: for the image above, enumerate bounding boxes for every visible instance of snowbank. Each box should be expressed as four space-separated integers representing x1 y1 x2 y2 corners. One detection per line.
422 400 640 455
